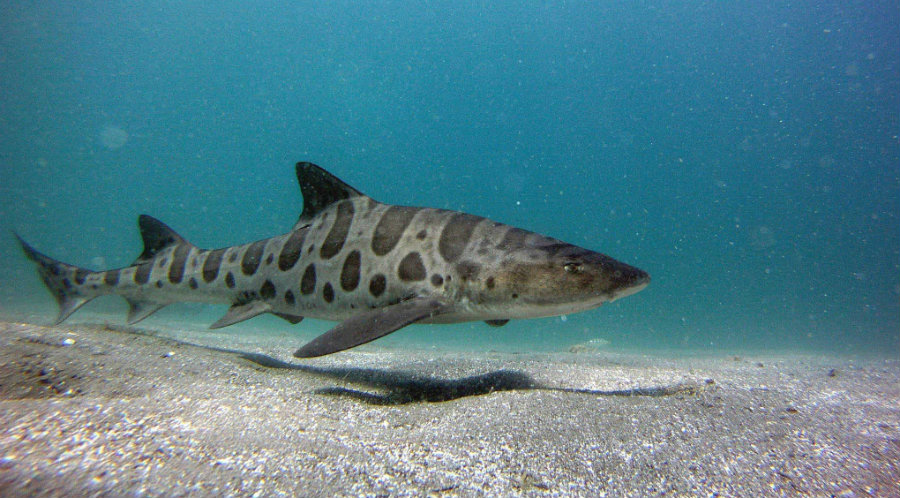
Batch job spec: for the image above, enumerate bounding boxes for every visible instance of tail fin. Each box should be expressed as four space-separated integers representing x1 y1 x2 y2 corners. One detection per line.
15 233 96 324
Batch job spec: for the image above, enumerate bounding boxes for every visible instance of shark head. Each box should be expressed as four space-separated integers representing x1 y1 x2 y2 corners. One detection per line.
466 236 650 319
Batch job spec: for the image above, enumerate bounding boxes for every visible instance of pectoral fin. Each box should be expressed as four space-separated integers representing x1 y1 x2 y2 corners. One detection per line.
294 297 450 358
210 301 272 329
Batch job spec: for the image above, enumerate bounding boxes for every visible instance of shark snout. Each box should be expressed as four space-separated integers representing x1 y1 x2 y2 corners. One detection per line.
608 263 650 301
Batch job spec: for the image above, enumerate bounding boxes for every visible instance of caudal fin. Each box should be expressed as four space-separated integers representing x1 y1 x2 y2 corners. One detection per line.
15 233 97 324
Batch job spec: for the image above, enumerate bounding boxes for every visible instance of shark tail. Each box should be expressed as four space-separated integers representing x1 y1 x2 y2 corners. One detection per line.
15 233 99 324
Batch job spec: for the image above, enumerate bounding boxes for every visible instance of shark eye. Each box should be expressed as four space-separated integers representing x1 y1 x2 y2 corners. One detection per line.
564 262 584 274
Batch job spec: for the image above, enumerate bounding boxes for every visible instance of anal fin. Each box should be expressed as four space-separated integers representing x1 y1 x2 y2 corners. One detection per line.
294 297 450 358
210 301 272 329
56 297 92 325
126 299 167 324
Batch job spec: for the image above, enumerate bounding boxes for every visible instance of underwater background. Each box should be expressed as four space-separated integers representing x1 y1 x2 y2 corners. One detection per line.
1 1 897 354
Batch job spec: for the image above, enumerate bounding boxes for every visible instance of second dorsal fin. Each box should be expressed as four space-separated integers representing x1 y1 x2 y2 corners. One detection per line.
133 215 192 265
294 162 368 228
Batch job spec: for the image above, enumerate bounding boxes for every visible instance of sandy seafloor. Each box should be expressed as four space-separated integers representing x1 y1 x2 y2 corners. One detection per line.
0 318 897 497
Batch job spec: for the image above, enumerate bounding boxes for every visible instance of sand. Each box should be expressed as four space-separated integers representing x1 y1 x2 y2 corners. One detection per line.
0 320 897 497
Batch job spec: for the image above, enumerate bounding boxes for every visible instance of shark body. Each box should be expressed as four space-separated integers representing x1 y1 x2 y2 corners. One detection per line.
18 162 649 357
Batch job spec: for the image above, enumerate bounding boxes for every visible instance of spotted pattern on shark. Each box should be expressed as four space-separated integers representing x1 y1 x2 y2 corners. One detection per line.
16 162 649 357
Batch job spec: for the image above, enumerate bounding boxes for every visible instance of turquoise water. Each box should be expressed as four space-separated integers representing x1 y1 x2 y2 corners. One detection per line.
1 1 897 354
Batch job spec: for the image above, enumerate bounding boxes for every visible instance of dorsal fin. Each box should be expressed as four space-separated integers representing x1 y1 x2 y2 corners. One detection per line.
295 162 367 228
133 215 191 265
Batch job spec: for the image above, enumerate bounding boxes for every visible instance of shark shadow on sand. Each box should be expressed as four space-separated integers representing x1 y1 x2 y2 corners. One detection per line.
224 348 707 406
38 323 714 405
80 324 709 405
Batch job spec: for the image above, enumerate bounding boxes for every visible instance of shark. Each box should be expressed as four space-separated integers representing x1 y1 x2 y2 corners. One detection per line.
17 162 649 357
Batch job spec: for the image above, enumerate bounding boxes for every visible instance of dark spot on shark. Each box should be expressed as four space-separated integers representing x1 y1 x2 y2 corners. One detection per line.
260 280 276 300
265 253 274 265
104 269 119 286
134 263 152 285
341 250 362 291
62 278 71 289
431 274 444 287
320 201 354 259
155 280 163 288
398 252 427 282
53 287 64 300
498 227 529 251
189 277 198 289
74 269 89 285
369 274 386 297
416 229 427 240
236 290 259 305
278 229 307 271
168 245 189 284
301 264 316 295
227 251 237 263
486 276 495 289
539 242 573 256
439 213 481 262
323 282 335 303
242 240 266 275
158 256 168 267
42 278 59 297
225 272 236 288
373 206 418 256
284 289 295 305
456 261 481 282
202 248 225 283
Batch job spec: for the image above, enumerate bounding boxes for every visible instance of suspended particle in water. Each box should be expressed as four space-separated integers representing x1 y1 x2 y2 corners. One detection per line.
99 125 129 150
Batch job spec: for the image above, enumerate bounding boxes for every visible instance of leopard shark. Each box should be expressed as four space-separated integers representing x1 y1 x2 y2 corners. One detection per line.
17 162 650 357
